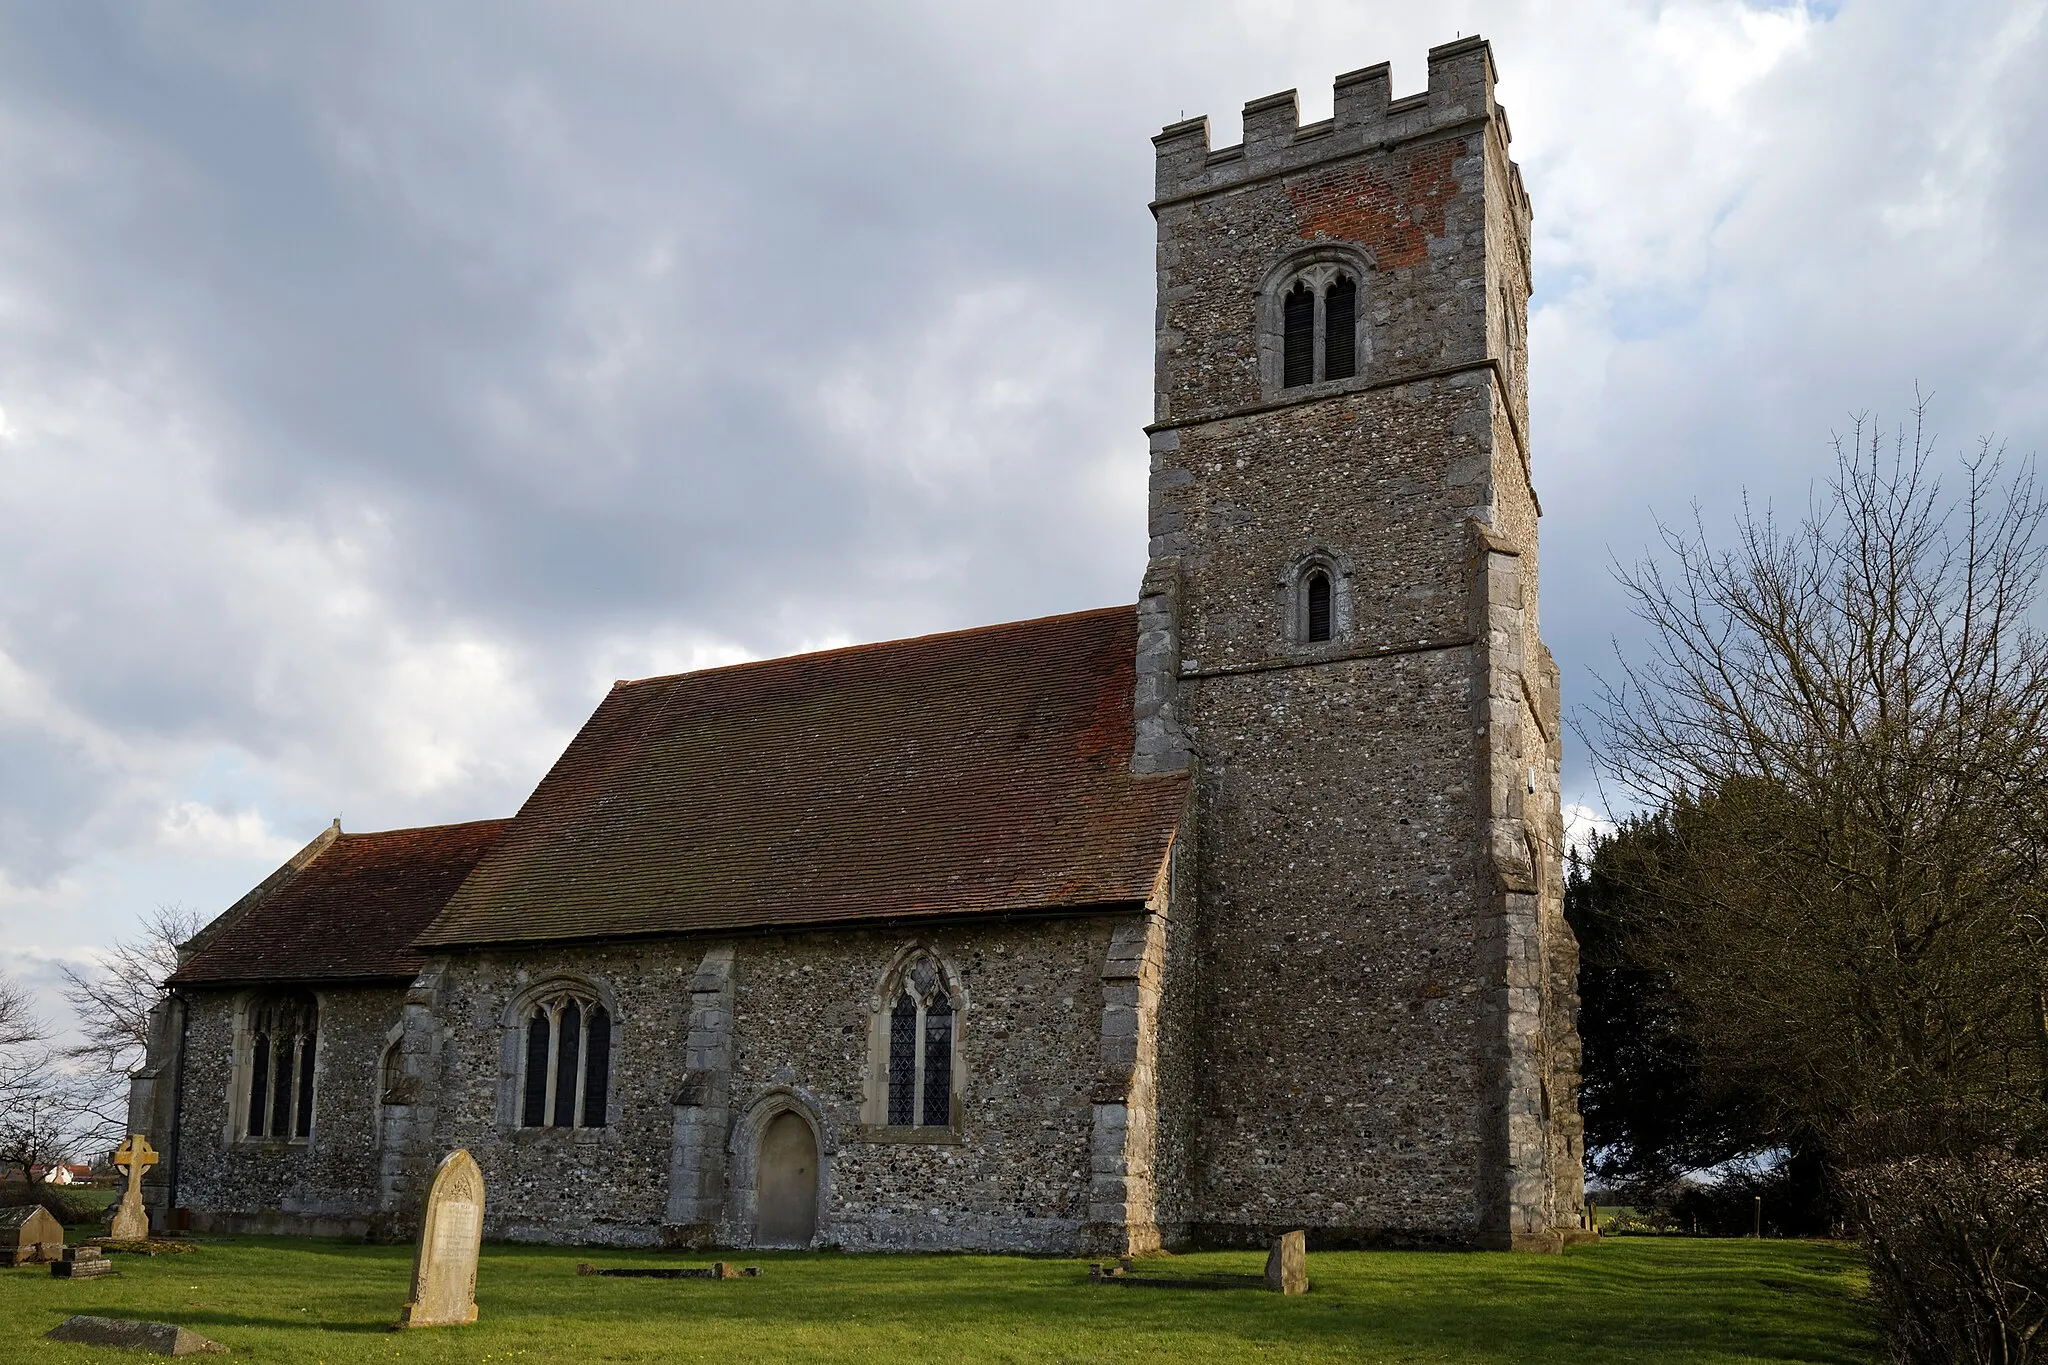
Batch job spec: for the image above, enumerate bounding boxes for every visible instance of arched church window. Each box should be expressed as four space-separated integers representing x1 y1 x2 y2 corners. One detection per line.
242 992 316 1141
872 950 961 1135
1281 282 1315 388
518 986 612 1130
1305 569 1333 642
1266 256 1369 394
378 1037 404 1105
1322 275 1357 380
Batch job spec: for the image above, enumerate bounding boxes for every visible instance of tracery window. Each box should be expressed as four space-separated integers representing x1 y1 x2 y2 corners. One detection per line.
518 986 612 1130
243 993 316 1141
1269 258 1366 392
875 951 959 1133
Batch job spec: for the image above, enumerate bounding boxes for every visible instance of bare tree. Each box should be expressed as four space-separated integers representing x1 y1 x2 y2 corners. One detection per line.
0 970 53 1115
57 903 200 1082
1588 400 2048 1149
52 904 201 1153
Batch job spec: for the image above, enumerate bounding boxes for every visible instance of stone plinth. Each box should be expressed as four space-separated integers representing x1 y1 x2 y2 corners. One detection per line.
1264 1230 1307 1294
50 1245 114 1279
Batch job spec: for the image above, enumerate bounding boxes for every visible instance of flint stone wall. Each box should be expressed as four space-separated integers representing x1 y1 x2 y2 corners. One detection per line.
421 916 1150 1251
1149 37 1582 1248
1181 647 1492 1245
171 984 403 1236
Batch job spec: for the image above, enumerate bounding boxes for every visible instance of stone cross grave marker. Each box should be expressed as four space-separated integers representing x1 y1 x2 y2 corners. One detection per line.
110 1135 158 1241
398 1149 484 1328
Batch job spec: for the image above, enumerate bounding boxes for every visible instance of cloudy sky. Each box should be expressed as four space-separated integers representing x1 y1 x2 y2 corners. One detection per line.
3 0 2044 1027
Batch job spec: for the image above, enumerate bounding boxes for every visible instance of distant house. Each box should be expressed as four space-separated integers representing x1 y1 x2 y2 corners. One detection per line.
28 1164 83 1185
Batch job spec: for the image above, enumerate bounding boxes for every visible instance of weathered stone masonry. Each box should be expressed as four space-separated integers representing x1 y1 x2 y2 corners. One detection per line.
1143 36 1582 1247
377 919 1174 1250
170 985 405 1238
137 35 1583 1257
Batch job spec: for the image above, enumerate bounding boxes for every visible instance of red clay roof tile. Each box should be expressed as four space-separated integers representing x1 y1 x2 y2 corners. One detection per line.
414 605 1187 948
170 819 509 985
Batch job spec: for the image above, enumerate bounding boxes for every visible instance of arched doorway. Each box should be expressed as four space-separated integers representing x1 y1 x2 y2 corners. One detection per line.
755 1110 818 1247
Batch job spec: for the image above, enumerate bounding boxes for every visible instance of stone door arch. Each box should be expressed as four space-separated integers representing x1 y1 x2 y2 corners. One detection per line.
755 1111 819 1247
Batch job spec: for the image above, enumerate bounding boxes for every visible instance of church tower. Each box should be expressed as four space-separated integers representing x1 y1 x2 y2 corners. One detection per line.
1134 37 1585 1249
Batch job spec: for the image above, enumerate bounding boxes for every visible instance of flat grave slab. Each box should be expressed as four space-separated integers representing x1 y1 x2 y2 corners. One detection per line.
576 1261 762 1279
45 1315 226 1355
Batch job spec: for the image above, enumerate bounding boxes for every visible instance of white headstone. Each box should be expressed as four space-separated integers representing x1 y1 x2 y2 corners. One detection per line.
397 1149 484 1328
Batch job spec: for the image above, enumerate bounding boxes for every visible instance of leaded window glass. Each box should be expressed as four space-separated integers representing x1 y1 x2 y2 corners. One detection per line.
921 999 953 1127
881 954 958 1131
582 1008 612 1129
518 988 612 1130
888 996 918 1126
244 993 317 1141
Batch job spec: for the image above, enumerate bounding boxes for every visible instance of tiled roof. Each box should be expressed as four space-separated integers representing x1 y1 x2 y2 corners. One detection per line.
416 606 1187 948
170 819 509 985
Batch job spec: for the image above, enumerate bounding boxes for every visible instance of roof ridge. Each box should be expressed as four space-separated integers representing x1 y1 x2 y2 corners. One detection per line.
336 816 513 841
610 603 1138 691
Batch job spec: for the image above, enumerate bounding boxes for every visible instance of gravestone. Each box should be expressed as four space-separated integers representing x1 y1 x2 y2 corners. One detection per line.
110 1135 158 1241
1264 1230 1307 1295
51 1245 114 1279
0 1205 63 1266
46 1315 225 1355
397 1149 484 1328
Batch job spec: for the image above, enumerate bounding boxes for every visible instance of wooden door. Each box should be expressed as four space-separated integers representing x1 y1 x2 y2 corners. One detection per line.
755 1111 818 1247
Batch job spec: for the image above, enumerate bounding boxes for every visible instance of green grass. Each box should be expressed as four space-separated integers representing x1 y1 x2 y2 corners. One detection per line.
1 1236 1876 1364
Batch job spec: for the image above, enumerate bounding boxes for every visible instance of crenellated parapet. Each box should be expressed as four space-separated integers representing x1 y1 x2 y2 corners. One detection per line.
1153 35 1505 205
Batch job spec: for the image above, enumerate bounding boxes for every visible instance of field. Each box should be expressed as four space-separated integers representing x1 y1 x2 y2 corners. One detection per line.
2 1236 1876 1364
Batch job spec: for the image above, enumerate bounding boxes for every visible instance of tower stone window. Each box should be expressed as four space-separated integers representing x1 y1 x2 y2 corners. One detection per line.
237 992 316 1142
1267 257 1368 393
1283 551 1351 648
1305 569 1333 642
1282 282 1315 388
1323 276 1357 380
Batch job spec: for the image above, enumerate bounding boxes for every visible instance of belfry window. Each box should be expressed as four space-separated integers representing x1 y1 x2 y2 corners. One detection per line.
518 987 612 1130
875 951 960 1133
1272 262 1364 391
1323 276 1357 380
1305 570 1333 642
243 993 316 1141
1282 282 1316 388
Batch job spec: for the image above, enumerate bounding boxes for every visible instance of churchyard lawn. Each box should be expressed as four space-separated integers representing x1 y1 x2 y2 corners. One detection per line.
4 1235 1874 1363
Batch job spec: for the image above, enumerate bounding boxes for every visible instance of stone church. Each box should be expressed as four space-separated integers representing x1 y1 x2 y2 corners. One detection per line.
132 36 1585 1254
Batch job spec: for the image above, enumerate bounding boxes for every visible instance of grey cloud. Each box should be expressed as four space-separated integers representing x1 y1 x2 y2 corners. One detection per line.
2 0 2046 944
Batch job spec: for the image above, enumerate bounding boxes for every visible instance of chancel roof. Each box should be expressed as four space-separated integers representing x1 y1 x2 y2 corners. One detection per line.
169 819 509 986
414 605 1187 949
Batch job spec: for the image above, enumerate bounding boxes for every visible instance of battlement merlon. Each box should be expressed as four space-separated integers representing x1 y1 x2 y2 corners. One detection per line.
1152 35 1511 206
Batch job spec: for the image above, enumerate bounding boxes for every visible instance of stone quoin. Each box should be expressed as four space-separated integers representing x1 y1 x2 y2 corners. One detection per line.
131 35 1583 1254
